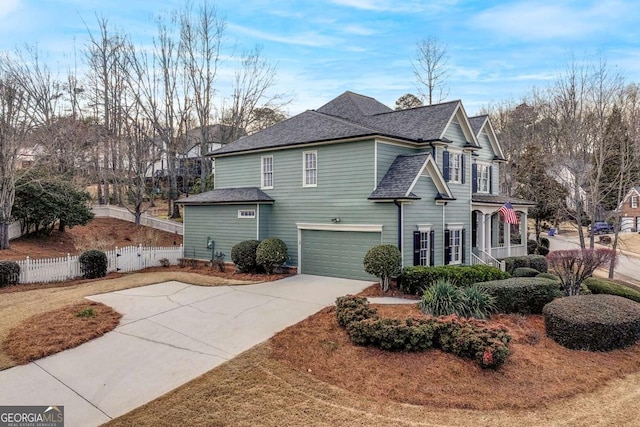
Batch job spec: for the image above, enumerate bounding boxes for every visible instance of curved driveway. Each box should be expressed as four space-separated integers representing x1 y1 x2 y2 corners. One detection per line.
0 275 372 427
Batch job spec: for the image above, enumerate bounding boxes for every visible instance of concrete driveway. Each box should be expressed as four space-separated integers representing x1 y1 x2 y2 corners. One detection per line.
0 275 372 427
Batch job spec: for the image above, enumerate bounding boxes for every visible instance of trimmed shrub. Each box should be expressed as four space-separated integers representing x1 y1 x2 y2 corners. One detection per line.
537 245 550 256
539 237 550 248
543 294 640 351
335 295 378 327
79 250 108 279
399 265 510 295
503 255 547 274
584 277 640 303
0 261 20 286
536 272 560 281
513 267 540 277
479 277 563 314
527 239 538 255
256 238 288 274
231 240 260 273
336 295 511 369
363 244 401 292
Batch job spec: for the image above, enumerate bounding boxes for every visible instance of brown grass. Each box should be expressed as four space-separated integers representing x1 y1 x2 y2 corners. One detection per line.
3 301 121 364
0 270 257 370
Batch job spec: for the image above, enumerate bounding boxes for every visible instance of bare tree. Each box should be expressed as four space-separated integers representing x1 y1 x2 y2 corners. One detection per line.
180 0 225 188
220 45 281 142
413 36 450 105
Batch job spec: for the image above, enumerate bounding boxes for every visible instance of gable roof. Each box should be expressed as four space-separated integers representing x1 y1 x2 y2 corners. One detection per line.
211 92 482 157
616 186 640 211
369 153 454 201
468 115 506 160
177 187 274 205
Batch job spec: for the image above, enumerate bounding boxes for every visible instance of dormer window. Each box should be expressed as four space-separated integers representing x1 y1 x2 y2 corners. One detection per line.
472 162 492 194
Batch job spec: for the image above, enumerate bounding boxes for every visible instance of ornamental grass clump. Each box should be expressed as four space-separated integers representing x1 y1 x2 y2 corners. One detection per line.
419 280 496 320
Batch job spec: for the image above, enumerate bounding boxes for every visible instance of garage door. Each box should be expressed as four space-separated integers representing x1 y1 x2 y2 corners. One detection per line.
300 230 380 280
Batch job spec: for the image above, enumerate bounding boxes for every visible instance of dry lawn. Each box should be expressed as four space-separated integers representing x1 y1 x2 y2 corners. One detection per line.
0 270 255 370
3 301 121 364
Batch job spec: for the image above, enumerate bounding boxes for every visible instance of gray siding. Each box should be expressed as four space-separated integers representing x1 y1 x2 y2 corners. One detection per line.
376 141 414 187
444 122 466 144
476 132 500 195
403 176 444 266
183 204 258 260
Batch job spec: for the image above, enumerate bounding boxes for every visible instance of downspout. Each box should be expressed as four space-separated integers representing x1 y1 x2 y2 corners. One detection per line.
393 200 402 250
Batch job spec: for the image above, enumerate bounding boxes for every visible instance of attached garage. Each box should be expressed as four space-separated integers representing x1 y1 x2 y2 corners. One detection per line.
298 224 382 280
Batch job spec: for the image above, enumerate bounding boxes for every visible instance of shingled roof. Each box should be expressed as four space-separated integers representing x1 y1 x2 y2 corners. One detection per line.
468 115 487 136
177 187 274 205
211 92 474 156
369 153 454 201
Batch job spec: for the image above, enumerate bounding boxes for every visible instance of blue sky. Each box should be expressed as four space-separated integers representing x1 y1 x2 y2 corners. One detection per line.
1 0 640 116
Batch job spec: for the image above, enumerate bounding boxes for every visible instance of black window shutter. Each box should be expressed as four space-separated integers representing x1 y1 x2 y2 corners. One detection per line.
444 229 450 265
489 166 493 194
471 212 477 248
472 164 478 193
413 231 420 266
461 154 465 184
429 230 435 266
461 228 466 264
443 151 450 182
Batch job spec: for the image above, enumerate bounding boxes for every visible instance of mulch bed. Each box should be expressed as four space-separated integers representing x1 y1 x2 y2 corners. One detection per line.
270 303 640 410
356 282 419 299
2 301 122 364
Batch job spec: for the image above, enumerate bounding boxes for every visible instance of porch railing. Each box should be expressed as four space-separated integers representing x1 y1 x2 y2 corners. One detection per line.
477 250 506 271
490 244 526 259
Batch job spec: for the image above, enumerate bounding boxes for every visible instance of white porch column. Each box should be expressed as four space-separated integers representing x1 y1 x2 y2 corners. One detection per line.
480 213 486 252
505 219 511 256
521 212 528 242
484 213 491 254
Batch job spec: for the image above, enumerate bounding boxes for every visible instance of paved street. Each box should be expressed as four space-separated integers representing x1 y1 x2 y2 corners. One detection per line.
549 233 640 286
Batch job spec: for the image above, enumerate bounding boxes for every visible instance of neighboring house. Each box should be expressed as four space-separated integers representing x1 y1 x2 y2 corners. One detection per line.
179 92 534 280
547 164 588 213
617 187 640 232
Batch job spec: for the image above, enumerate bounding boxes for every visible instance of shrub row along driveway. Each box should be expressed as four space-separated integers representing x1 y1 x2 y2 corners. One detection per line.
0 275 372 427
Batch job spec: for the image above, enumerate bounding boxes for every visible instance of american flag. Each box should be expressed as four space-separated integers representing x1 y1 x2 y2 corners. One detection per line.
499 202 519 225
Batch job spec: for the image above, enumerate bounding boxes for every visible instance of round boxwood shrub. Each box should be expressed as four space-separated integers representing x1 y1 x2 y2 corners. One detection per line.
584 277 640 303
79 250 108 279
256 237 288 274
0 261 20 286
543 294 640 351
363 244 401 292
479 277 563 314
512 267 540 277
231 240 260 273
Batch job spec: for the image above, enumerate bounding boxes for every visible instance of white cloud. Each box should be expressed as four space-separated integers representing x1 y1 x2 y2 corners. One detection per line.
469 0 636 41
327 0 457 13
227 23 341 47
343 24 376 36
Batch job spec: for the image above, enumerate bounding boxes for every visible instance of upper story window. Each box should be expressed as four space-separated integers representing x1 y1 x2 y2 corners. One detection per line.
632 195 638 209
450 152 462 183
477 164 490 193
261 155 273 189
238 209 256 218
303 151 317 187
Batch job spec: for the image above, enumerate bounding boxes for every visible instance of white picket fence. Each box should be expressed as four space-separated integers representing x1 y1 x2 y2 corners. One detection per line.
16 244 184 284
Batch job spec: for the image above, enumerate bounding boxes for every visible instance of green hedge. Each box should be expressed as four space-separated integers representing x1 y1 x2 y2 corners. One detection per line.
0 261 20 286
231 240 261 273
543 295 640 351
503 255 547 274
79 250 108 279
512 267 540 277
335 295 511 369
584 277 640 303
399 265 510 295
477 277 563 314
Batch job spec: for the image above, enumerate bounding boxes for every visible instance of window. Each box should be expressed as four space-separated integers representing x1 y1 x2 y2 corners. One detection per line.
449 228 462 264
477 164 490 193
419 231 430 266
261 156 273 189
450 153 462 183
238 209 256 218
303 151 317 187
633 196 638 209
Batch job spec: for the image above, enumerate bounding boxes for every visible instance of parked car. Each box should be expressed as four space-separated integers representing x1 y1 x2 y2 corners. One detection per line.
588 221 615 235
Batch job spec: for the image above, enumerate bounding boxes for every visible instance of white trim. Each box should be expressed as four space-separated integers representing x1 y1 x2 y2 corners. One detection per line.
296 223 383 232
448 149 463 184
297 228 302 274
448 225 464 265
476 161 491 194
400 203 404 264
238 209 256 219
417 223 433 232
373 140 378 190
406 154 454 199
261 155 274 190
446 222 464 228
302 150 318 187
418 227 431 267
438 102 479 146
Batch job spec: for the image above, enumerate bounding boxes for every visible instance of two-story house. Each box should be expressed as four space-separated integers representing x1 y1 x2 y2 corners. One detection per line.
179 92 533 280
